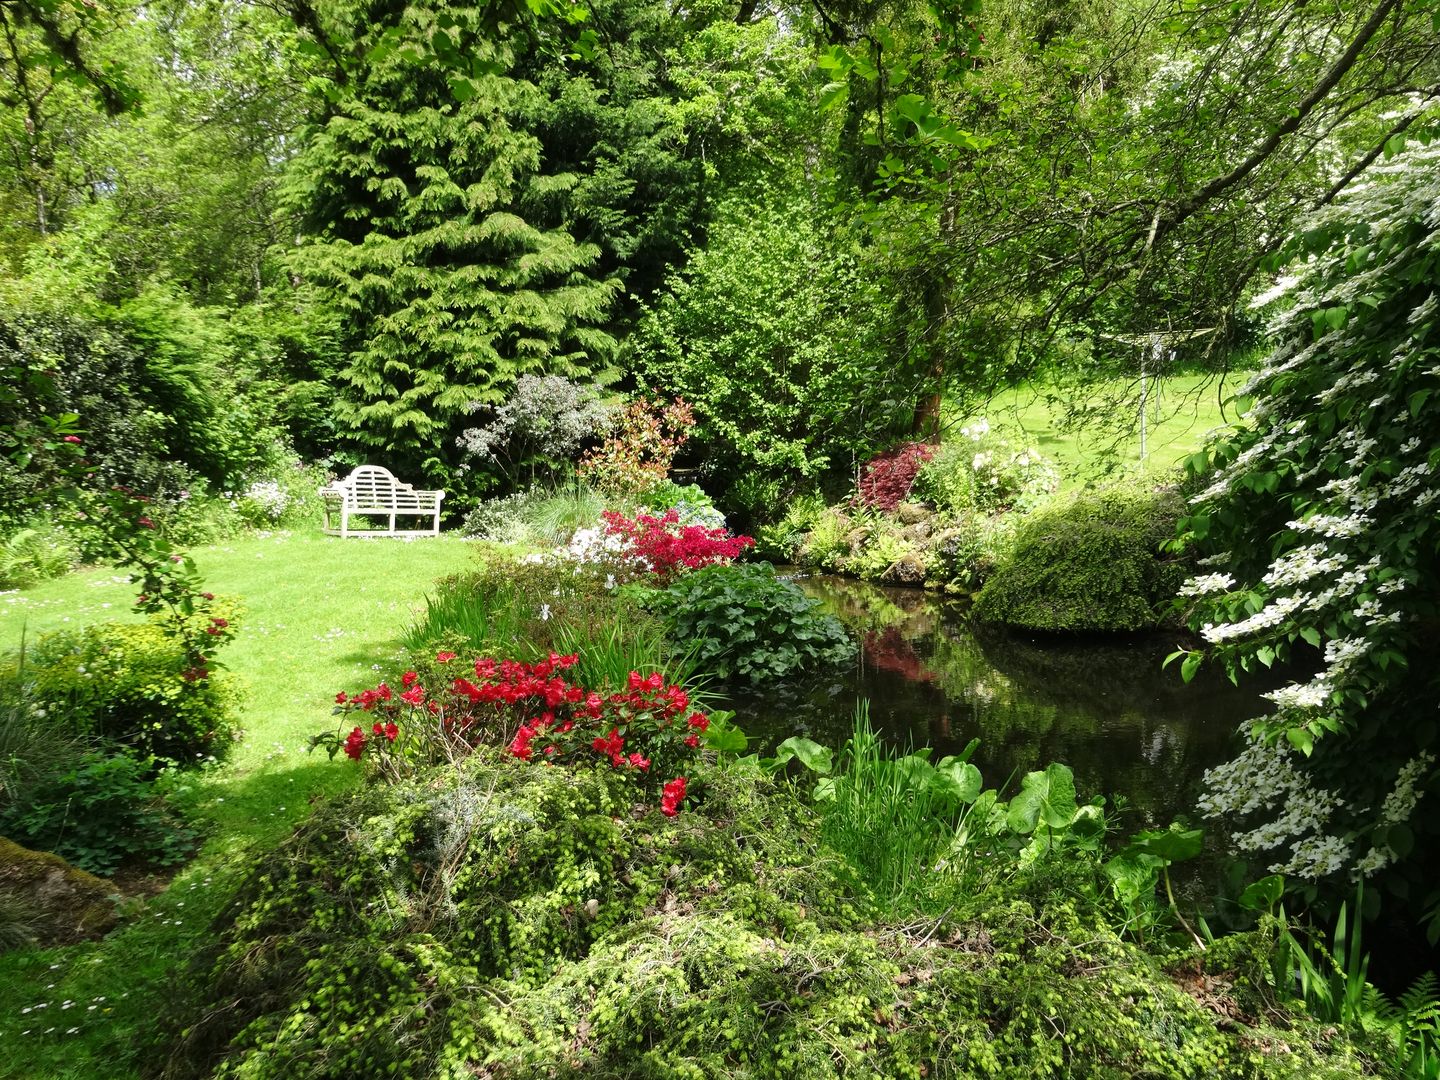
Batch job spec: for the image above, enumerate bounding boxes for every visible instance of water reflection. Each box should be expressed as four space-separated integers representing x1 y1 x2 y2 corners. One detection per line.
717 573 1281 830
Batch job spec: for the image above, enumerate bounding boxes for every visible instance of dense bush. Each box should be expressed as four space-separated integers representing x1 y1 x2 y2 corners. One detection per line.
19 614 240 766
159 754 1371 1079
658 562 855 682
0 525 79 588
0 750 198 876
456 375 614 492
856 441 937 512
973 485 1185 631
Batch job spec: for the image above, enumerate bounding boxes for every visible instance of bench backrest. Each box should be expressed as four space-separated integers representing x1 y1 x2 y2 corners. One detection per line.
328 466 441 508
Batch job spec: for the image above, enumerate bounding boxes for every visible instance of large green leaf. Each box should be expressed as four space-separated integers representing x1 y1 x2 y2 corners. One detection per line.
1006 763 1077 834
1124 824 1203 865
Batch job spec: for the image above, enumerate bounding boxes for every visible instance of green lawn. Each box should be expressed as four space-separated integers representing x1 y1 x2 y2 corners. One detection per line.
0 528 476 1080
948 372 1255 482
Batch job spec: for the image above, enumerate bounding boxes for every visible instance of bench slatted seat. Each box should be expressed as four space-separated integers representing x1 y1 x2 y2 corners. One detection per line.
319 465 445 537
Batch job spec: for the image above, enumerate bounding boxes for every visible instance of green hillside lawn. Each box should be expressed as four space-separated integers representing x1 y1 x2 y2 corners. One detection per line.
0 528 476 1080
948 372 1255 481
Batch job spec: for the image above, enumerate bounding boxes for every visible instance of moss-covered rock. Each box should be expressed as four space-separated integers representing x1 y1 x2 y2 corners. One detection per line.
158 755 1373 1080
973 484 1186 632
0 836 117 948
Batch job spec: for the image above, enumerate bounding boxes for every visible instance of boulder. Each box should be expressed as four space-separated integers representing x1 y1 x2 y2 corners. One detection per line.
895 502 932 525
901 520 933 543
845 528 871 557
882 551 929 585
0 837 117 949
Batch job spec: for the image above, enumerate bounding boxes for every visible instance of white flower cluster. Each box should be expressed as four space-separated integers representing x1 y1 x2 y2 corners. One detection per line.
1177 572 1235 598
1263 677 1331 710
241 480 291 521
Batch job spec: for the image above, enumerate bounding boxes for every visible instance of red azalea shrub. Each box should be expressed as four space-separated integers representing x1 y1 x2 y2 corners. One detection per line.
315 651 702 816
857 442 937 512
601 508 754 582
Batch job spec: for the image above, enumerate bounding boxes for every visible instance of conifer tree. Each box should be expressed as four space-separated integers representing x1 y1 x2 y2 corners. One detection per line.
284 0 621 485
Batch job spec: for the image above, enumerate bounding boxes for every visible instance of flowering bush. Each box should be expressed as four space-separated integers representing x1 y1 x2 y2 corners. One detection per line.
578 396 694 500
856 442 937 511
912 420 1059 515
312 651 718 814
1173 142 1440 907
600 508 754 582
456 376 613 489
236 479 290 524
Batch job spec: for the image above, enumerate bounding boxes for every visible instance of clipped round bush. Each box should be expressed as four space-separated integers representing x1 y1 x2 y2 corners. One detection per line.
973 485 1185 631
660 562 854 682
22 614 239 765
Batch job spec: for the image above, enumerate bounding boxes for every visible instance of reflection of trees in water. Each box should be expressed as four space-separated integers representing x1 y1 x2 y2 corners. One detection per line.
730 576 1280 827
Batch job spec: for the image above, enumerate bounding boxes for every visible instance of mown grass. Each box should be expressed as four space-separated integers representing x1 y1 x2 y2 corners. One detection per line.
0 528 475 1080
948 372 1255 481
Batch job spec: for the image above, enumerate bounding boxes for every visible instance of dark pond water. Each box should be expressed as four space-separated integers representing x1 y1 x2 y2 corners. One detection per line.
716 573 1282 832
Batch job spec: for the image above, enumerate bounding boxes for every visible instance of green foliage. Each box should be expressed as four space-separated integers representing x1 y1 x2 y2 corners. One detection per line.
974 484 1185 631
656 562 854 683
753 492 827 562
631 192 908 499
844 519 928 585
158 752 1371 1080
912 422 1059 515
460 484 607 545
18 616 239 766
796 508 854 572
0 524 77 588
0 750 198 876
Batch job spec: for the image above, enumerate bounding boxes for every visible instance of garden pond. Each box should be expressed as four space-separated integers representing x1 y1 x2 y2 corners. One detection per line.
719 572 1284 833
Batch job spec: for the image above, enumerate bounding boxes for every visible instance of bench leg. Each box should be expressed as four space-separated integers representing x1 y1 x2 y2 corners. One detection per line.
432 507 440 536
388 512 396 535
341 508 349 539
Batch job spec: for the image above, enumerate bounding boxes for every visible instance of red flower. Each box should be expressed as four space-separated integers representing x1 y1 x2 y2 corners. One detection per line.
137 516 155 529
686 712 710 732
400 685 424 706
436 651 457 663
335 691 348 704
63 435 82 444
210 617 229 629
684 734 700 749
202 592 215 600
384 722 398 742
343 726 366 760
627 752 650 770
592 728 625 767
377 682 392 701
660 776 688 816
401 671 419 689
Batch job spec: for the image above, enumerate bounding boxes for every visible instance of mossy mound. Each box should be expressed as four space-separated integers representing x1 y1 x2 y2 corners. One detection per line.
157 755 1373 1079
0 836 117 948
973 485 1185 631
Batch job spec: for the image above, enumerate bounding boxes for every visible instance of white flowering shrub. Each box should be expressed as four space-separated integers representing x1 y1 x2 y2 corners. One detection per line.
1174 143 1440 923
456 376 613 489
238 480 291 523
912 419 1059 515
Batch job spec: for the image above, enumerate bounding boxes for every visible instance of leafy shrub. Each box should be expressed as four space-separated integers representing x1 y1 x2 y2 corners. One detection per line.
912 420 1059 514
577 396 693 500
0 525 78 588
753 493 826 562
973 485 1185 631
20 616 240 766
856 441 936 511
0 751 199 875
658 562 855 682
845 520 926 583
456 375 614 490
928 513 1019 591
637 480 726 529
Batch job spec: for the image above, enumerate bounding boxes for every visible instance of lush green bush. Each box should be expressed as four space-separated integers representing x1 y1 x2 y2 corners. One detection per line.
158 754 1372 1080
973 485 1185 631
753 493 826 562
0 750 198 876
657 562 854 683
18 614 240 766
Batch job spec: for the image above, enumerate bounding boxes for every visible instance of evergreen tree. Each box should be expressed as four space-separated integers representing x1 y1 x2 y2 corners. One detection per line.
284 0 621 486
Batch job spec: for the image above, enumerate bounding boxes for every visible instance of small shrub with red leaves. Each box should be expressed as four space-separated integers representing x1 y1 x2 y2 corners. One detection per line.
856 442 937 512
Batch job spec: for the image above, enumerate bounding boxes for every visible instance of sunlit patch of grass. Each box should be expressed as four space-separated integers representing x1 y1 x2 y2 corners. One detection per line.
945 373 1255 483
0 527 477 1079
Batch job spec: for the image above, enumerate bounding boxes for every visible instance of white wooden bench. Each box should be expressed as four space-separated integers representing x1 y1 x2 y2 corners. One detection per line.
319 465 446 537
